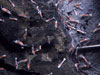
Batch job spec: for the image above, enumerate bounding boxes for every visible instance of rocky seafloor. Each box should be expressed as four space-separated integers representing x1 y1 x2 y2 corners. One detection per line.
0 0 100 75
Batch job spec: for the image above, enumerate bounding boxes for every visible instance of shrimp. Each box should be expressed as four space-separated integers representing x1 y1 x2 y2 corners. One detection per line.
1 7 12 15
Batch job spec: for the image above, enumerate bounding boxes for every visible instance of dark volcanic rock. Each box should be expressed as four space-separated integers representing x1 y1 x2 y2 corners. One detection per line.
0 0 75 75
1 0 100 75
